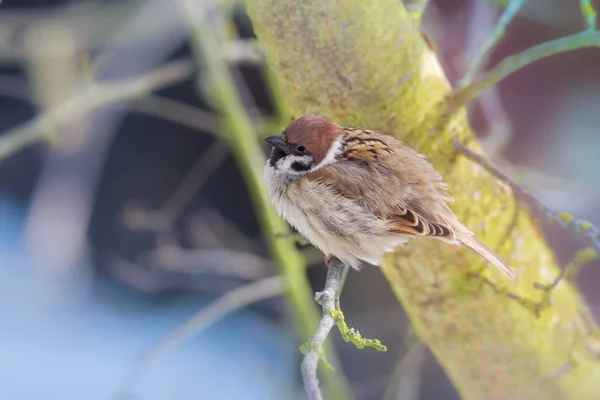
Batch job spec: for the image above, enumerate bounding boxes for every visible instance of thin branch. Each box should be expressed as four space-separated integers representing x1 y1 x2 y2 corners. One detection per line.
477 0 510 6
186 210 262 254
449 30 600 112
454 137 600 269
162 142 229 215
142 247 272 281
464 1 515 157
107 255 260 295
301 258 387 400
0 59 195 162
121 142 229 235
119 275 285 398
301 259 345 400
468 271 550 317
460 0 525 86
132 94 220 136
580 0 598 30
467 244 597 318
533 247 598 291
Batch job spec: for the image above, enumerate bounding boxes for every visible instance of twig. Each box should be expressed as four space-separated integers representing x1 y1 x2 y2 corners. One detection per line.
119 275 285 398
468 245 598 318
301 258 387 400
449 30 600 112
469 271 549 317
108 255 261 296
533 247 598 291
301 259 345 400
460 0 525 86
132 94 220 136
162 142 228 215
142 247 272 281
464 1 515 157
186 210 261 254
478 0 510 5
454 138 600 275
121 142 229 234
0 58 195 162
580 0 598 30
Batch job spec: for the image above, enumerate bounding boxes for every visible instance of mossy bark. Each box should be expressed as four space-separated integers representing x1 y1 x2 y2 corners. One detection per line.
244 1 600 399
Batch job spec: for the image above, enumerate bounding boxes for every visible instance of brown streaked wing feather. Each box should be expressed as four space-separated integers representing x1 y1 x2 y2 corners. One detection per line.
389 208 454 238
307 128 456 239
338 134 394 163
306 167 455 239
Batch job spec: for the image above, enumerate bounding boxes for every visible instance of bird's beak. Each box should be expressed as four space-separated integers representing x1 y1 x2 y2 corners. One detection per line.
264 134 288 152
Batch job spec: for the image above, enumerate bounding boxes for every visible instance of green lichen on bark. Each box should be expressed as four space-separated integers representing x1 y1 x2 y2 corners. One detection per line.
245 0 600 399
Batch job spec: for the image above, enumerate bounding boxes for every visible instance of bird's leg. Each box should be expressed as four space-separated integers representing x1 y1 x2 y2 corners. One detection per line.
316 255 336 304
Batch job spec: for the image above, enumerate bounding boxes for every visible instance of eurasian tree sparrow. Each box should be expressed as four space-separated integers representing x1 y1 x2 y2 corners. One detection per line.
264 114 515 280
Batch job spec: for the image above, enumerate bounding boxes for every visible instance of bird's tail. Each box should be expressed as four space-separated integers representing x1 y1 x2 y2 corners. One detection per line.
454 232 516 280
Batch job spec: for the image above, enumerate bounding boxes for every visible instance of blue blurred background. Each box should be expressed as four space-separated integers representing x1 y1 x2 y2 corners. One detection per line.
0 1 599 399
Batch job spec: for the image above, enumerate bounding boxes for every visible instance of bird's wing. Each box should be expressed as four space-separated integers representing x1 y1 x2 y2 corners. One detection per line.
306 160 456 239
386 206 455 238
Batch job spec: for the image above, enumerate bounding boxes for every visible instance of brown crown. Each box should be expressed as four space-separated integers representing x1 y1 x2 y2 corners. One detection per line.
283 115 343 164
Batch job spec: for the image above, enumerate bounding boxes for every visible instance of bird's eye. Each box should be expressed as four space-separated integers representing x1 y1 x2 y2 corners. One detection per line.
296 145 306 153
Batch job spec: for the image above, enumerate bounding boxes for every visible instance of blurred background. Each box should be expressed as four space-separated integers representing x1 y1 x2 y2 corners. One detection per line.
0 0 599 399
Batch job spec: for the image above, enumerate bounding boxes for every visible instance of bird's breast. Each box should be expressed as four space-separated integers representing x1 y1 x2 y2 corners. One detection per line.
265 171 405 267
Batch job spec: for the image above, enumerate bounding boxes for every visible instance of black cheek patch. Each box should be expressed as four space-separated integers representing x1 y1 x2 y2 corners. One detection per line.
291 161 312 172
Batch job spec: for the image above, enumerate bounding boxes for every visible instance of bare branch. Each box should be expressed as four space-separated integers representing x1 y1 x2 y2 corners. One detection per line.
580 0 598 30
460 0 525 86
0 59 195 162
119 275 285 398
449 30 600 112
454 138 600 272
162 142 228 214
301 258 387 400
143 247 273 281
464 1 515 157
301 259 345 400
131 94 220 136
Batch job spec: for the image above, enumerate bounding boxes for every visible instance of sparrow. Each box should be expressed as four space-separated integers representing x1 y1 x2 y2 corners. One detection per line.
263 114 515 280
